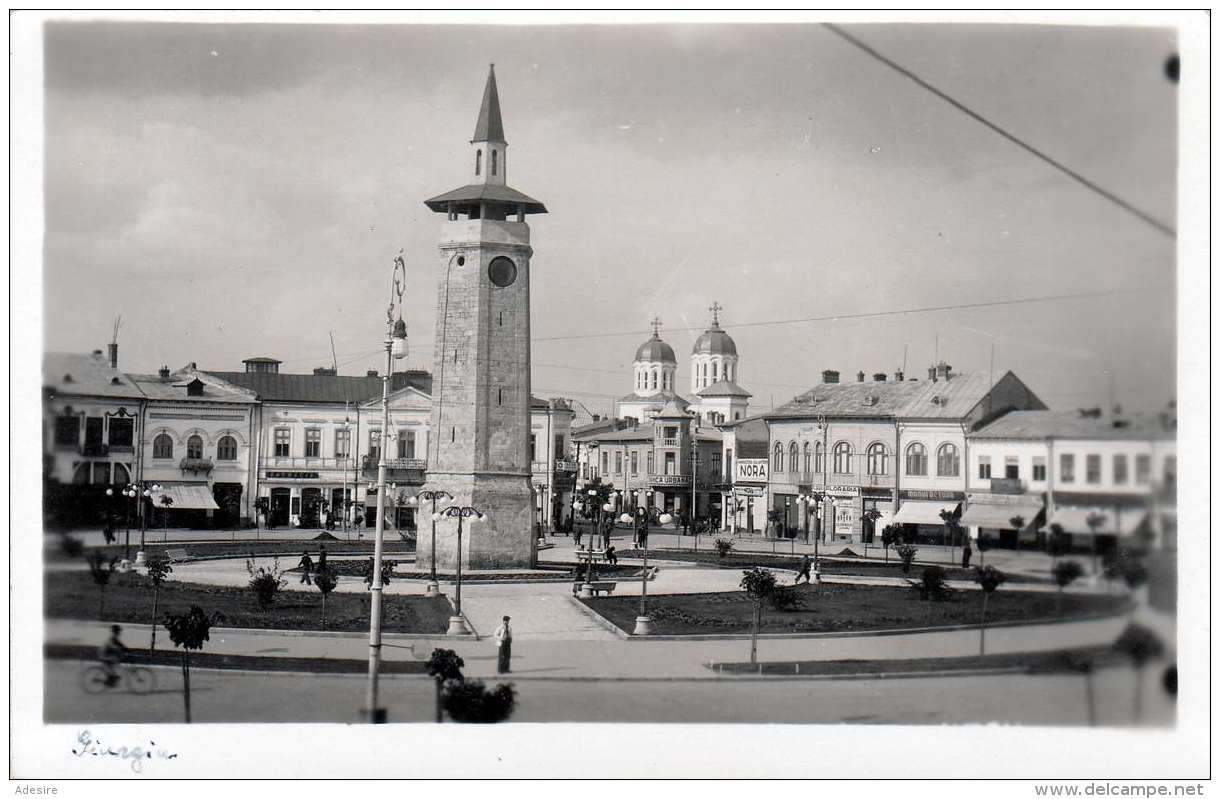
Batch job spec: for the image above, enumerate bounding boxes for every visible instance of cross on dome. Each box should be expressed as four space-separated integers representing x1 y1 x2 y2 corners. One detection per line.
650 316 663 337
709 301 723 326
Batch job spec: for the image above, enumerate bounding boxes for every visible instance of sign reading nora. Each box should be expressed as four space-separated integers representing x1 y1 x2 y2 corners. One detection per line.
735 459 769 484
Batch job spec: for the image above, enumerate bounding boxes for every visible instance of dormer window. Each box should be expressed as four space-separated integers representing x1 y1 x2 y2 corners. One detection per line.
475 149 482 176
186 378 205 397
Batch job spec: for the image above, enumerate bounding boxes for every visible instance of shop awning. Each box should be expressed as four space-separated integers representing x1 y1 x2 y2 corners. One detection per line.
154 485 219 511
960 500 1044 529
1048 506 1148 536
892 501 960 526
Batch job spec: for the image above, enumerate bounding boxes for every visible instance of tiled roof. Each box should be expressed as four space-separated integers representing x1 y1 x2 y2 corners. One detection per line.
43 352 144 399
695 379 752 398
900 371 1028 419
128 369 258 404
768 378 926 419
969 410 1176 441
584 423 656 443
423 184 547 214
204 370 431 404
618 389 687 405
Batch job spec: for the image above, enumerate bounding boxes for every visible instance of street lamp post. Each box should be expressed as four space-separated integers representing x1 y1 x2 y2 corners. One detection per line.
433 505 486 635
574 486 612 598
121 482 161 566
620 504 672 635
363 253 409 725
407 489 453 597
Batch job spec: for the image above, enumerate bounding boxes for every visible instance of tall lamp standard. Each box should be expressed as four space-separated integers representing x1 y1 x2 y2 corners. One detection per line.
121 482 161 566
620 505 671 635
798 491 825 577
432 505 487 635
362 253 409 725
574 486 613 598
407 490 453 597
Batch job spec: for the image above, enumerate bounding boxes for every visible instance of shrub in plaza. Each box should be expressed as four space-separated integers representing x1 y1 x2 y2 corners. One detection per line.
972 565 1007 655
713 538 734 558
314 566 338 631
1008 515 1026 554
1111 623 1166 724
894 543 919 575
246 557 286 610
1046 523 1071 563
915 565 952 602
1052 560 1085 615
145 553 174 651
740 567 778 665
425 648 466 723
163 604 224 723
442 679 516 723
59 533 84 559
87 551 118 618
880 524 900 564
767 583 803 612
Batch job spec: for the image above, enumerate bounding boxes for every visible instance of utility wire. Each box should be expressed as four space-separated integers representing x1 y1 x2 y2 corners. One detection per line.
532 286 1159 343
821 23 1176 239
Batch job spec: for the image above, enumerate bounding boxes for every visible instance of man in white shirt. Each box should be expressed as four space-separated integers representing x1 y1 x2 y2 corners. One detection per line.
494 615 513 674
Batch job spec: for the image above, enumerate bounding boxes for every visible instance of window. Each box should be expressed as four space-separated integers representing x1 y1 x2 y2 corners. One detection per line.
475 149 482 175
713 362 719 380
803 443 812 474
1086 454 1101 484
92 462 111 485
936 443 960 477
1032 457 1046 482
833 442 853 474
663 373 669 390
1113 454 1129 485
398 430 416 459
664 426 677 439
217 435 237 461
108 418 134 448
85 417 103 446
335 428 351 458
601 451 609 475
1163 456 1176 484
664 452 676 475
304 429 321 458
187 435 203 460
647 452 655 475
978 455 992 480
867 443 888 476
554 435 565 461
1135 454 1152 484
814 442 825 473
491 149 497 175
788 442 799 473
368 431 381 462
711 451 721 477
530 434 537 461
54 416 80 447
630 451 638 475
153 433 173 459
905 443 928 476
615 452 623 474
773 442 783 472
275 429 291 458
1060 453 1075 483
651 371 657 390
1004 457 1019 480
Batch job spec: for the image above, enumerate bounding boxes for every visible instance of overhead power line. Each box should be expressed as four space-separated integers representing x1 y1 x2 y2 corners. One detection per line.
821 23 1176 239
532 286 1159 344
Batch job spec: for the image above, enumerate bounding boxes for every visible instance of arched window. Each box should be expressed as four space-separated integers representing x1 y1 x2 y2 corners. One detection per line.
788 442 799 473
72 463 90 484
113 463 130 484
663 372 669 390
906 442 928 476
651 370 657 390
814 441 825 473
803 442 812 474
187 435 203 460
773 442 784 472
867 443 888 475
491 149 498 176
217 435 238 461
712 362 719 381
833 442 853 474
936 443 960 477
153 433 173 459
475 149 482 176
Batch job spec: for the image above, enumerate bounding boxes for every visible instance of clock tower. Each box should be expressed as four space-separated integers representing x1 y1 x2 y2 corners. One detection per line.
419 65 547 570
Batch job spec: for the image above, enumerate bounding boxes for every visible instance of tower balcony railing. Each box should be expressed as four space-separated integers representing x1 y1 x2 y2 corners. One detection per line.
658 438 679 447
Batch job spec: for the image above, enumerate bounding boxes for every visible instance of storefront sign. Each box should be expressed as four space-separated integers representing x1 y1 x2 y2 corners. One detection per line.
265 471 320 480
733 486 765 497
734 459 769 484
899 489 964 501
834 502 856 536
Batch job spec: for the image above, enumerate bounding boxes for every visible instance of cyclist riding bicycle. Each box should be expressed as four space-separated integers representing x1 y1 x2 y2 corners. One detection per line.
98 625 129 687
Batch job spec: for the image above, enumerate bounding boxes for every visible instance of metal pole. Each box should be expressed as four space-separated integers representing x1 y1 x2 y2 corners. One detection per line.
691 438 698 552
430 495 438 583
365 337 391 724
455 514 464 616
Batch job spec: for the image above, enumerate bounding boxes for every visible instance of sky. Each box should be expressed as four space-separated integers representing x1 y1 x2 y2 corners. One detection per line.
41 20 1179 415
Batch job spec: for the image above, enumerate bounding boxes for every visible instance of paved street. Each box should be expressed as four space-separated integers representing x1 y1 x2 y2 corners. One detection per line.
43 660 1175 726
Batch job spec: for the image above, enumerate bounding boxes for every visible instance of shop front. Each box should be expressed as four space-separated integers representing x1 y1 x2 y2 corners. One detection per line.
860 489 894 544
960 493 1045 549
892 490 965 544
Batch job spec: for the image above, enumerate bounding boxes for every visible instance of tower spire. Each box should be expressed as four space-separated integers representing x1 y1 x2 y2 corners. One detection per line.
472 63 505 143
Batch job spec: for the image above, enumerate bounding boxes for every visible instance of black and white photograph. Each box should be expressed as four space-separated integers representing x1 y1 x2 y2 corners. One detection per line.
9 9 1209 784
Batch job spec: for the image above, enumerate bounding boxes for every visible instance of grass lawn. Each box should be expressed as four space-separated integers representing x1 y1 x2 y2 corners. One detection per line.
45 571 452 634
707 645 1125 675
583 582 1127 636
619 549 1043 584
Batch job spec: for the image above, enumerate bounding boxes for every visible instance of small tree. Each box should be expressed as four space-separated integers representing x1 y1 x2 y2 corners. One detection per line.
87 551 118 618
425 648 466 723
145 553 174 651
246 557 286 610
972 565 1006 655
163 605 224 723
894 543 919 574
880 524 899 564
740 567 777 665
1046 523 1070 564
314 566 338 631
1008 515 1025 554
1112 623 1166 724
713 538 734 558
442 680 516 723
917 565 952 602
1052 560 1085 615
939 508 960 564
159 494 175 539
1085 511 1107 575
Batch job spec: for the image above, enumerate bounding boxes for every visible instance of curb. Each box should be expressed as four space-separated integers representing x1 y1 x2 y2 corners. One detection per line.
566 595 629 640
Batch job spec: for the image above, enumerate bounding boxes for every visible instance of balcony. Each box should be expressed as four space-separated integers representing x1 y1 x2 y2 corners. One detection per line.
990 478 1026 495
179 457 214 475
81 443 109 457
266 456 353 470
658 438 679 447
647 473 691 487
361 455 427 483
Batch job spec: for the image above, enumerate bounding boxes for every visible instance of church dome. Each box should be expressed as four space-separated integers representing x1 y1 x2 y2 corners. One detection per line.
635 333 676 363
692 321 737 357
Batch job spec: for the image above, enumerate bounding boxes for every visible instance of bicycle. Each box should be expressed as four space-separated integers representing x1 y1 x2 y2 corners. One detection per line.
81 662 155 695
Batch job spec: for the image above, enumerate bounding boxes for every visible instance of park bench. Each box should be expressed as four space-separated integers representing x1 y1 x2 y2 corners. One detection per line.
164 548 190 564
571 580 617 597
574 549 609 563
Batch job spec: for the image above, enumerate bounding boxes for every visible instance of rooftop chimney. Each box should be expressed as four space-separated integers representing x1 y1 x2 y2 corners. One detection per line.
92 349 103 357
821 370 840 385
894 370 904 382
366 370 379 377
873 372 887 382
158 366 171 381
928 366 938 382
107 343 118 369
936 361 952 381
313 367 337 376
857 371 865 383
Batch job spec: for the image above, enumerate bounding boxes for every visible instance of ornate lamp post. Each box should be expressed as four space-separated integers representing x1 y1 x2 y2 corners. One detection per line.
432 504 487 635
573 485 613 598
407 489 453 597
120 482 161 566
620 505 672 635
798 490 825 572
363 253 409 725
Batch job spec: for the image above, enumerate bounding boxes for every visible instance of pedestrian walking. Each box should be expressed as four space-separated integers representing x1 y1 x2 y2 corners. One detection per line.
317 544 327 572
494 615 513 674
795 554 813 584
638 525 648 550
297 552 314 585
574 525 583 548
601 517 612 550
961 540 973 569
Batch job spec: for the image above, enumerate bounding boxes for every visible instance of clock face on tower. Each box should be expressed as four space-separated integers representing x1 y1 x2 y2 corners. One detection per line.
488 256 518 288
